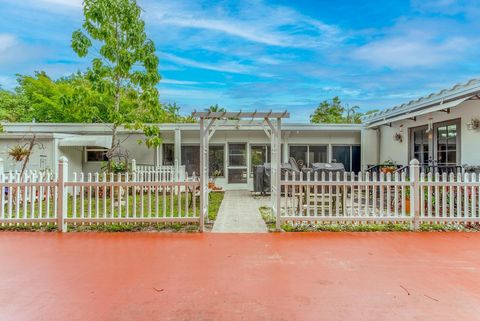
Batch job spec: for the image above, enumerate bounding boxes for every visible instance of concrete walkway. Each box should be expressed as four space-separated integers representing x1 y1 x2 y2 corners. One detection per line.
212 190 269 233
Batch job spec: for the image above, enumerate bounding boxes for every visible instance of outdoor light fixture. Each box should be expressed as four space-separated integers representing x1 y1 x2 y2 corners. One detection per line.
467 118 480 130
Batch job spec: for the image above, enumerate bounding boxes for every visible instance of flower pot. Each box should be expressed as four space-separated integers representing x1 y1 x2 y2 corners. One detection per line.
405 197 411 214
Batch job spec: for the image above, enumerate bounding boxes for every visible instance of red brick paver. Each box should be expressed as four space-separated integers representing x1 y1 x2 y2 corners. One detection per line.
0 232 479 321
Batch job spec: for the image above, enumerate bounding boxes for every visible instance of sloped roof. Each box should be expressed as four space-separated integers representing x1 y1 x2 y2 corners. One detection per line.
363 78 480 126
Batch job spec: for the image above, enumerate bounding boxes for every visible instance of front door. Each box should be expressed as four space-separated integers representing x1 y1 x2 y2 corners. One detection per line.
410 126 429 166
434 120 460 167
228 143 247 184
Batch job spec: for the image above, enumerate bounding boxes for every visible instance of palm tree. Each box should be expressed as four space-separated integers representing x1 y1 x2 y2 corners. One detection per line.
205 104 226 113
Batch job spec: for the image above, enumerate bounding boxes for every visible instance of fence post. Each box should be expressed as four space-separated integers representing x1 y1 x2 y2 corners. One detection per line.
57 157 68 232
131 159 137 173
409 159 420 231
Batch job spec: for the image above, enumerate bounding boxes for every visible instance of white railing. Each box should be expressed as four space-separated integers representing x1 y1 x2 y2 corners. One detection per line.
0 157 202 231
134 163 187 182
278 159 480 228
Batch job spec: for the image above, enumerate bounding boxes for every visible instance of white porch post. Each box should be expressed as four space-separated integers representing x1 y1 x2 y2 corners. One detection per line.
266 117 282 230
274 117 282 230
199 118 205 232
174 128 181 176
283 131 290 163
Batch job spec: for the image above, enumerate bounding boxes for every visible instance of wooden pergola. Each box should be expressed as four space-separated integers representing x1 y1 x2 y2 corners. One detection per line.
191 111 290 231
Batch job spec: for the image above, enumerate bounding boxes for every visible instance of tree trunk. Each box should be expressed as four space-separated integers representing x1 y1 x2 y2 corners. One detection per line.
108 79 121 172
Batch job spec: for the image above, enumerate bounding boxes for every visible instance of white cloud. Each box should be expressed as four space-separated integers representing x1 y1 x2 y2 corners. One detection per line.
351 18 474 69
0 34 37 67
146 0 342 48
354 36 470 68
160 52 254 74
0 34 17 53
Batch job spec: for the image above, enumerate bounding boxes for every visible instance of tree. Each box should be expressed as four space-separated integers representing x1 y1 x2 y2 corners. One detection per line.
205 104 226 113
16 71 110 123
310 97 345 124
310 97 376 124
71 0 161 168
0 88 30 122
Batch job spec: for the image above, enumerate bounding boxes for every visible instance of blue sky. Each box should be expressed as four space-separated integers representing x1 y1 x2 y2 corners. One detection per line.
0 0 479 121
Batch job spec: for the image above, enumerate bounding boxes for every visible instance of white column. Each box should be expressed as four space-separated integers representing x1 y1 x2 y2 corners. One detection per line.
199 118 206 232
274 118 282 230
174 128 181 172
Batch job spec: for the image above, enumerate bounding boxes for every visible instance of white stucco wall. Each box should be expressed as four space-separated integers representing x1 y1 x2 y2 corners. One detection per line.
58 146 83 178
377 100 480 165
0 137 55 173
361 128 379 169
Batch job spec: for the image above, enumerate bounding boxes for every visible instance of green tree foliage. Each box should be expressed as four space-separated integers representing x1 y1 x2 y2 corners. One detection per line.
310 97 378 124
0 73 189 124
16 71 109 123
205 104 226 113
0 88 30 122
71 0 162 157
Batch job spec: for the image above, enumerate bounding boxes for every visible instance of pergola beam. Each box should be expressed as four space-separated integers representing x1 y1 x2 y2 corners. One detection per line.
192 111 290 119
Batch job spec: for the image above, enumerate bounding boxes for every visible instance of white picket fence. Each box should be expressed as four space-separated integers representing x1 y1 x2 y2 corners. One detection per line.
0 157 202 231
279 160 480 228
134 163 187 182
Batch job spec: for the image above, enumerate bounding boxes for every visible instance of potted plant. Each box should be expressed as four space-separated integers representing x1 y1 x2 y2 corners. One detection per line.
380 160 397 174
208 169 223 190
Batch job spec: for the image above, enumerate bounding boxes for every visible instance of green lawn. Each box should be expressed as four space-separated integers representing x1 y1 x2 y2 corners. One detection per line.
1 191 224 222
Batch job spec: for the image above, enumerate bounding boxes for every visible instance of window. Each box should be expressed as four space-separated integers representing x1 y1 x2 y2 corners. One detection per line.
250 145 270 175
289 145 327 168
228 143 246 166
289 145 308 168
86 148 108 162
181 146 200 176
435 121 459 165
228 143 247 184
162 144 174 165
332 145 361 172
209 145 224 177
309 145 328 164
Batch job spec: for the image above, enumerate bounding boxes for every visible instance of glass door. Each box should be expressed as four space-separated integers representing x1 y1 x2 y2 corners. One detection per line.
410 126 429 166
434 120 460 166
228 143 247 183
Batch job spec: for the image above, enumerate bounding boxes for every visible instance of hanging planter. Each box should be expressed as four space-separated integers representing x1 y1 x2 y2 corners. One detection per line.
8 145 31 162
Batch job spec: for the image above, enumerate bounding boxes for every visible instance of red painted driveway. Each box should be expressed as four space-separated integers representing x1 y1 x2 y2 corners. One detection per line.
1 232 480 321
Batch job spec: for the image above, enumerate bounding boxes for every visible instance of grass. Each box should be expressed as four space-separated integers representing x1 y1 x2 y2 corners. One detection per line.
0 191 224 232
259 206 479 232
208 192 224 221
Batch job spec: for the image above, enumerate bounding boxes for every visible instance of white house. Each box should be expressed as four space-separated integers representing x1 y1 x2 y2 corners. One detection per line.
363 78 480 172
1 78 479 189
0 122 365 190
